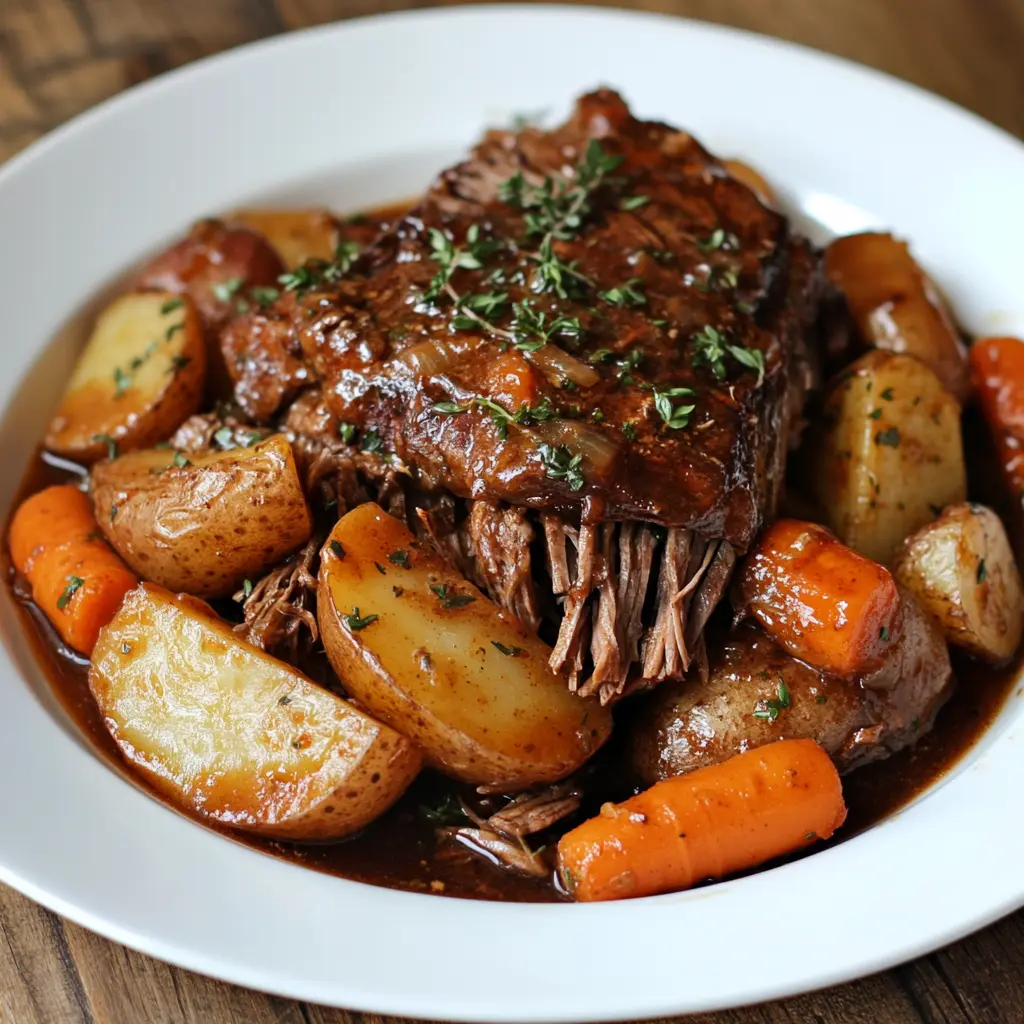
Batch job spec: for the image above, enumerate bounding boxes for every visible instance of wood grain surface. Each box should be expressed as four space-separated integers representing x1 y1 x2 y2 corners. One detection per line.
1 1 1023 1022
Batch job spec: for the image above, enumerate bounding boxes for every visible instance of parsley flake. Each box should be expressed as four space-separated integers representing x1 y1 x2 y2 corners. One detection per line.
430 583 477 609
57 575 84 610
491 641 525 657
343 607 379 631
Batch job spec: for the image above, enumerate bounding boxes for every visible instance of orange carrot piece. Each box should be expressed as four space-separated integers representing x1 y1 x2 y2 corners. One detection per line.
735 519 902 677
484 350 540 412
557 739 846 902
970 336 1024 498
9 484 137 654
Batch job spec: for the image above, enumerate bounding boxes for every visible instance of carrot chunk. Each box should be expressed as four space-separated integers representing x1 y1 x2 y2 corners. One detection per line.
734 519 902 677
557 738 846 902
9 484 137 654
970 336 1024 499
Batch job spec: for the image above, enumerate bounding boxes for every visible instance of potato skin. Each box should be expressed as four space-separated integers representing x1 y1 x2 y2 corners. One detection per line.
45 292 205 464
318 502 612 790
136 220 284 399
631 590 953 785
807 350 966 564
90 584 421 840
826 232 970 402
229 208 342 269
895 502 1024 664
91 434 312 598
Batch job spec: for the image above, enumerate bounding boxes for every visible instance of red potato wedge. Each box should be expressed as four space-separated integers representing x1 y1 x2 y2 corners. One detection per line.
44 291 205 464
317 502 612 790
90 584 421 840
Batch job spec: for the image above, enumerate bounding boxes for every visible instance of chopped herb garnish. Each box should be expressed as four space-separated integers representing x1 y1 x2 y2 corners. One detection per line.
491 641 525 656
337 422 358 444
753 676 791 722
649 386 697 430
360 429 384 454
374 561 387 575
816 694 828 704
697 228 740 252
430 583 477 609
538 443 584 490
92 434 118 460
588 348 614 365
250 286 280 308
160 297 185 314
418 792 467 824
690 325 764 383
113 366 131 398
165 321 185 341
880 387 895 401
168 355 191 375
431 401 465 416
172 451 191 468
621 421 638 441
330 540 346 560
499 139 623 242
590 408 605 423
619 195 650 211
388 550 411 568
343 607 379 631
213 426 235 450
875 426 901 447
57 575 84 610
422 224 500 303
868 408 882 419
598 278 646 308
977 559 988 584
241 578 254 599
879 625 890 641
212 277 243 303
510 300 582 352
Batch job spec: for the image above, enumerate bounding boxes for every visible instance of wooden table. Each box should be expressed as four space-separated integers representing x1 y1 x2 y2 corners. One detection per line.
2 1 1023 1021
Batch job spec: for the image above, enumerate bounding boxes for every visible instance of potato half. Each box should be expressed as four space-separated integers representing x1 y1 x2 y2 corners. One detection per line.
318 502 612 790
808 350 966 564
230 208 342 269
90 584 421 840
45 291 205 463
91 434 312 598
895 503 1024 664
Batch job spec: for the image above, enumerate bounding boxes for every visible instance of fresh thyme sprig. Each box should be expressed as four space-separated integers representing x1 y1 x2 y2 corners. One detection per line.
690 325 765 384
431 395 555 440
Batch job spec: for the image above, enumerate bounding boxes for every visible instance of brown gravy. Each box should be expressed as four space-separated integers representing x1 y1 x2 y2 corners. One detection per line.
7 447 1020 902
6 202 1021 902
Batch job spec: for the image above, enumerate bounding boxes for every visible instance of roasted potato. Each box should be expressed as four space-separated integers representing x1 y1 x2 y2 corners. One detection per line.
317 502 612 789
44 292 205 464
808 350 966 564
91 433 312 598
136 219 285 399
895 502 1024 664
826 232 970 402
632 591 953 785
90 584 421 840
230 208 342 269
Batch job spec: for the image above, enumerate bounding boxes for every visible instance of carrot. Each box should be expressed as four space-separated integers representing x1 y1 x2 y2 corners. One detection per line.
970 336 1024 498
734 519 902 677
9 484 137 655
484 350 540 412
557 739 846 902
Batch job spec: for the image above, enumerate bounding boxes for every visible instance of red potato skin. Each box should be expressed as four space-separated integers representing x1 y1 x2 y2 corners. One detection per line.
733 519 903 677
136 220 284 400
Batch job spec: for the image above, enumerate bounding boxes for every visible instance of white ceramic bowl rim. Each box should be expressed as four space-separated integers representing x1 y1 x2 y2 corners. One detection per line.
0 7 1022 1020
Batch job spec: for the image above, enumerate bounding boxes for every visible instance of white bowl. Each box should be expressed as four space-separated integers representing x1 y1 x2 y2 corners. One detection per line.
1 6 1022 1019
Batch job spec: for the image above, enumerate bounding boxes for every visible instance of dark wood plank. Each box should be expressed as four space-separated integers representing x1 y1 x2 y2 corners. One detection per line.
0 1 1022 1023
